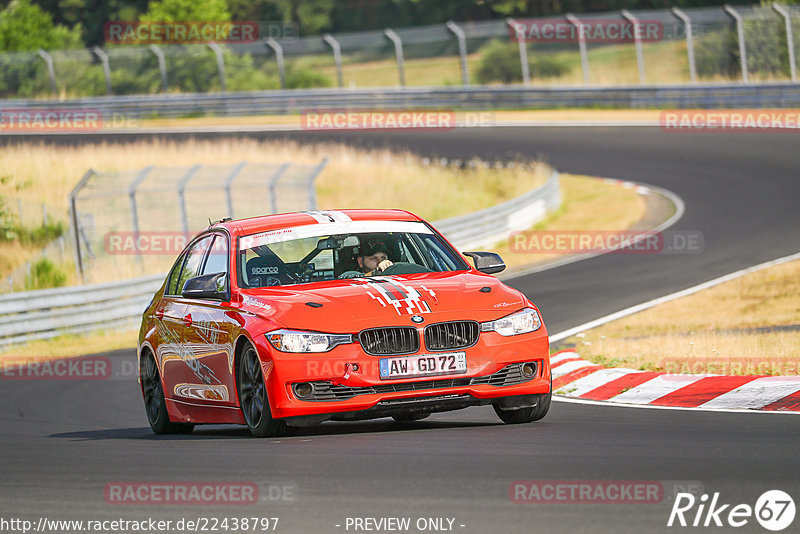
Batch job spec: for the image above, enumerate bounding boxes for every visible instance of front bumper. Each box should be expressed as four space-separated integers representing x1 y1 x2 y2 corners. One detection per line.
254 328 550 421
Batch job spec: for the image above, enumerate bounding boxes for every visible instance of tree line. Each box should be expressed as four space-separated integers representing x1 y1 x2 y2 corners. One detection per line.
0 0 774 52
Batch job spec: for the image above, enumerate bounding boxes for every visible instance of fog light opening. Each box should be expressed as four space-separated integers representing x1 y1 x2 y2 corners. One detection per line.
521 362 536 378
293 382 313 398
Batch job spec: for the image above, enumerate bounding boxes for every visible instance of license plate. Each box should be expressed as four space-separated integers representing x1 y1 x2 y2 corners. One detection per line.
379 352 467 380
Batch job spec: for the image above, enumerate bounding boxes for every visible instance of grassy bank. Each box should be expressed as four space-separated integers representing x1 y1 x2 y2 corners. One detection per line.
560 258 800 376
0 138 549 284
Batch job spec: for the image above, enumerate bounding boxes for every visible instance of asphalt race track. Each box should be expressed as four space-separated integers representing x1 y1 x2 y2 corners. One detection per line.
2 127 799 533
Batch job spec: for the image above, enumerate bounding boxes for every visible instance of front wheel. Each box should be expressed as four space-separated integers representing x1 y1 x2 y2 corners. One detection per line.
140 352 194 435
237 343 286 438
494 378 552 424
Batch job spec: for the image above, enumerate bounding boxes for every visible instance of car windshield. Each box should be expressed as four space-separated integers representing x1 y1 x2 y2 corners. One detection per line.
237 221 467 288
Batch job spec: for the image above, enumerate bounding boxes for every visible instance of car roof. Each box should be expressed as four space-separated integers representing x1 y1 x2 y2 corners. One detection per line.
213 209 423 236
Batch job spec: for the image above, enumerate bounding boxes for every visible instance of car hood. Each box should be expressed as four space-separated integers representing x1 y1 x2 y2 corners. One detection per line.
238 271 527 332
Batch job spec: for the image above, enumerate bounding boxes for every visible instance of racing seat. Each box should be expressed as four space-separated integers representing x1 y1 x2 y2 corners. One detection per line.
245 255 294 287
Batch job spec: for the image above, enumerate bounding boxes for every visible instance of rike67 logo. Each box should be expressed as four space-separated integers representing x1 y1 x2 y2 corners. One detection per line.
668 490 795 531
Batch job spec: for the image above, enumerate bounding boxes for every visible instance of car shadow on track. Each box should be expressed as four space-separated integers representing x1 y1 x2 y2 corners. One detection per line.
49 419 501 441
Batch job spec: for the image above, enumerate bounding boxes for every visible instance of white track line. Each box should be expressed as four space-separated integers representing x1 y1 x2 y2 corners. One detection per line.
501 182 685 280
549 250 800 414
554 395 800 415
549 250 800 344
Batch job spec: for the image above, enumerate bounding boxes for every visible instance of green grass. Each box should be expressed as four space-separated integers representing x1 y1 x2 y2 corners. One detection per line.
314 40 696 88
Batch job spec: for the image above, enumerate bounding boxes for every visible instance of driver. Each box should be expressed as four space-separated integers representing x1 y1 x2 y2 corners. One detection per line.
357 240 394 276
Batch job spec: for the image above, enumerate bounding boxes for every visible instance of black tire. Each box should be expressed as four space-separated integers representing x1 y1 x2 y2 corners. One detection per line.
140 352 194 435
494 375 552 424
237 343 286 438
392 413 431 422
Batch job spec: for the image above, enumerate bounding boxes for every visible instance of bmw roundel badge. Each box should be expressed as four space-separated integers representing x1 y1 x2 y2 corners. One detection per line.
411 315 425 324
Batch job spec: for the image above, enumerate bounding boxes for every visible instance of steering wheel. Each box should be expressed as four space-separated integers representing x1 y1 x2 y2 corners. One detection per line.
377 262 433 275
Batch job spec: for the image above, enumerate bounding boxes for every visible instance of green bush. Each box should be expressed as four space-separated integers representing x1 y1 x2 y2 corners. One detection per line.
25 258 67 290
695 19 792 80
0 196 65 245
0 46 331 97
474 39 568 85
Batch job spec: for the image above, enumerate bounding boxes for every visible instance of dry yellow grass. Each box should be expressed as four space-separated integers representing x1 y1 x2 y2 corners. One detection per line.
0 138 548 284
0 138 547 224
495 174 646 273
564 258 800 375
139 109 666 130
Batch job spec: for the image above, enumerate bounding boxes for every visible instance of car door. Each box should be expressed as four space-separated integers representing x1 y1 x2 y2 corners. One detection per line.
157 235 217 404
178 232 239 407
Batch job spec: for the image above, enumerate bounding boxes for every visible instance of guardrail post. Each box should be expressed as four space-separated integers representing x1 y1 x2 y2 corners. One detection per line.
507 19 530 85
384 29 406 87
773 4 797 82
37 49 57 95
225 162 247 219
672 8 697 83
306 158 329 210
621 10 646 84
92 46 113 95
68 169 96 279
178 165 202 235
265 38 286 89
148 44 168 92
128 166 154 265
565 14 590 84
323 34 344 88
207 42 226 91
446 21 470 86
724 5 749 83
268 163 290 215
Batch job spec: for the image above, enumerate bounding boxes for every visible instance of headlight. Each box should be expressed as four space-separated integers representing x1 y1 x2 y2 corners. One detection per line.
266 329 352 353
481 308 541 336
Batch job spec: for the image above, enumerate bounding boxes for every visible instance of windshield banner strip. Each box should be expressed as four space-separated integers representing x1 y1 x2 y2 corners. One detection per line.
239 221 433 250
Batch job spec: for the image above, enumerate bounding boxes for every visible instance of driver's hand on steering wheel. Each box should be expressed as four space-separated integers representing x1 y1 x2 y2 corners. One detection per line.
376 259 393 272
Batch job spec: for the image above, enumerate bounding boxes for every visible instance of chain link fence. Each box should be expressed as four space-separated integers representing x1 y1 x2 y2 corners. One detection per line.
1 4 798 101
68 159 327 283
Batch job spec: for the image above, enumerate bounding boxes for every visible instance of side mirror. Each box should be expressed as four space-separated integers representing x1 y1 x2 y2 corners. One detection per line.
463 251 506 274
182 272 228 300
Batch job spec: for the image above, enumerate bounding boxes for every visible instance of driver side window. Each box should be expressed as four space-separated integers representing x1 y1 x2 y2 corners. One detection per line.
167 236 213 296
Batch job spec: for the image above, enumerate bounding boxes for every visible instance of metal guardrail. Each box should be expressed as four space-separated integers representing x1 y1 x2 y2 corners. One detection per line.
0 274 162 345
437 169 560 250
0 168 560 346
2 83 799 120
0 4 798 100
